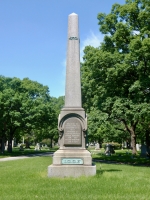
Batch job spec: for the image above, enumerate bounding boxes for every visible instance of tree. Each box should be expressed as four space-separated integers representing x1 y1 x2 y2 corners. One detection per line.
81 0 150 154
0 76 57 152
33 96 65 148
51 96 65 115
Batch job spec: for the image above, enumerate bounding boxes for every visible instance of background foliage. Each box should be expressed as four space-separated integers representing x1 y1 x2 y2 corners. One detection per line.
81 0 150 154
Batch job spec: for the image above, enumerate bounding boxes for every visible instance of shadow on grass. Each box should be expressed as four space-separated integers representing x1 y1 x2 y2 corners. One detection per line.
21 152 54 157
93 158 150 167
96 168 122 175
91 150 150 167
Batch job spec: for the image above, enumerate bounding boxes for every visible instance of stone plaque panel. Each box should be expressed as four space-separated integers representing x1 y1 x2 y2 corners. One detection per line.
62 158 83 165
64 118 81 146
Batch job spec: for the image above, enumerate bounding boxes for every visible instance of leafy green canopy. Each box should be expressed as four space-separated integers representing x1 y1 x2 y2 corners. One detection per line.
0 76 57 151
81 0 150 153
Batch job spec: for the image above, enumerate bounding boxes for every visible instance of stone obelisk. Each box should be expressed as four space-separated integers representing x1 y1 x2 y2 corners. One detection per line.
65 13 81 108
48 13 96 177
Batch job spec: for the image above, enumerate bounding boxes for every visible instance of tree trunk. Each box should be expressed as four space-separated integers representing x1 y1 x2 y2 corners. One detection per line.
8 140 12 153
122 119 137 155
1 137 5 153
0 139 2 153
98 136 102 148
50 136 54 148
130 131 137 155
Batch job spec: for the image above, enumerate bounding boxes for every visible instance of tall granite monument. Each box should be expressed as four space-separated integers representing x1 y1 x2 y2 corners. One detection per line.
48 13 96 177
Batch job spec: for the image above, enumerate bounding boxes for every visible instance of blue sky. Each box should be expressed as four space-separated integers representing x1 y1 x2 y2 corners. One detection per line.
0 0 125 97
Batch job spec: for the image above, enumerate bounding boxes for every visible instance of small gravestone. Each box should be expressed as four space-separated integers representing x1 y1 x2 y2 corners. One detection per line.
5 141 8 151
121 142 124 150
140 144 147 157
111 145 115 154
19 144 24 151
105 144 111 156
105 144 115 156
95 143 100 150
35 143 40 151
127 142 131 149
136 143 140 151
124 141 127 148
5 145 8 151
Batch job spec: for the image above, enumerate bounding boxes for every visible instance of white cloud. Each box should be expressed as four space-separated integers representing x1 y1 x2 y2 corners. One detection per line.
80 31 104 62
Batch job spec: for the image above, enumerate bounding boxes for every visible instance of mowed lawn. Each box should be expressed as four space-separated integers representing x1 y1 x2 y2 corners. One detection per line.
0 156 149 200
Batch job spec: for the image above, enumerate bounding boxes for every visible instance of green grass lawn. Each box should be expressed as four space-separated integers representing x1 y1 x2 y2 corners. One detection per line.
1 147 150 166
0 156 150 200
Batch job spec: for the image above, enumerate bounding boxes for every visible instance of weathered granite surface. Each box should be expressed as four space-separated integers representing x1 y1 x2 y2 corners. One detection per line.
65 13 81 108
48 13 96 177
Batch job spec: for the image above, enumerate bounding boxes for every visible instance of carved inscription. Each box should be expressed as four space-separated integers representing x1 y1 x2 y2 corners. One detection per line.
62 158 83 165
64 118 81 146
69 37 78 40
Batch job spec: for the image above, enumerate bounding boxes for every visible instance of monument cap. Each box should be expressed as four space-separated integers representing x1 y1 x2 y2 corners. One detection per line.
70 12 77 15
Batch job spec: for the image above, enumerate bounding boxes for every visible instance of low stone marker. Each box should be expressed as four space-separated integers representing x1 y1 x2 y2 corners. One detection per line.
95 143 100 150
19 145 24 151
35 143 40 151
105 144 115 156
136 143 140 151
141 144 147 157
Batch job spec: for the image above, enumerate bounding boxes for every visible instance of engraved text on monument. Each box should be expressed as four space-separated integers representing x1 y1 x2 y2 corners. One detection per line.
64 118 81 146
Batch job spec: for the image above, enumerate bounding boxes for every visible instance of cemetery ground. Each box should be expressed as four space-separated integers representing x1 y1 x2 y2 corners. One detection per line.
0 148 150 200
0 146 58 158
90 148 150 167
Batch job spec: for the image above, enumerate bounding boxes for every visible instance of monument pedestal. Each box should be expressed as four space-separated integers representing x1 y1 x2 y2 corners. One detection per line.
48 149 96 177
48 107 96 178
47 13 96 178
48 164 96 178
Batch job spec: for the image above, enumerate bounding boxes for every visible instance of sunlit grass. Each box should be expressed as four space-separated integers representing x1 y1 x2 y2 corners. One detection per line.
0 156 150 200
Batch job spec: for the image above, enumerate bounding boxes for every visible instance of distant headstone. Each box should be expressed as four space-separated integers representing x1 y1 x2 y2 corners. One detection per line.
12 139 14 148
48 13 96 177
5 146 7 151
105 144 111 156
127 142 130 149
105 144 115 156
121 142 124 150
124 141 127 148
95 143 100 150
35 143 40 151
5 141 8 151
19 144 24 151
136 143 140 151
140 144 147 157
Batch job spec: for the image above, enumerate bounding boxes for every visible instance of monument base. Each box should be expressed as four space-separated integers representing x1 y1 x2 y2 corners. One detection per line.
48 149 96 177
48 164 96 178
